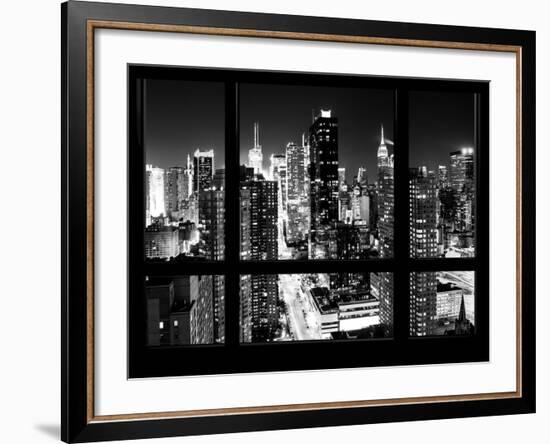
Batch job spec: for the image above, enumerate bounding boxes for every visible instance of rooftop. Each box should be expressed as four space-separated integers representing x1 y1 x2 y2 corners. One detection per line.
310 287 374 313
437 281 461 292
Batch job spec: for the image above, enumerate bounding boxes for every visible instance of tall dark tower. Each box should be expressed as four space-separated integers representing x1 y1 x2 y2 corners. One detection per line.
193 149 214 193
376 124 394 332
240 170 279 342
409 167 438 336
308 109 339 258
198 188 225 343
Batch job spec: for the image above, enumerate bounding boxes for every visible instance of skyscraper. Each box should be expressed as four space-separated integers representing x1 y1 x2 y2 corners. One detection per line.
270 153 287 214
198 189 225 260
248 179 278 261
189 275 214 344
376 124 394 331
146 164 165 219
308 109 339 258
183 154 194 198
199 189 225 343
338 167 346 192
409 272 437 336
164 166 184 219
376 124 394 258
409 167 438 336
450 148 475 232
437 165 449 189
409 167 438 258
240 171 279 341
213 168 225 191
193 149 214 193
270 153 286 181
239 188 252 343
248 122 263 175
357 167 368 188
286 142 309 244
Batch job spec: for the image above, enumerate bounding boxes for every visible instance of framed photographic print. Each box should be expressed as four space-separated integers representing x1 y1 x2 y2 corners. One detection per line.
62 1 536 442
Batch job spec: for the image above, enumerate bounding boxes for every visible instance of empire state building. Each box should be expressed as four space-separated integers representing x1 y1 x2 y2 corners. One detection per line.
376 124 394 332
377 124 394 257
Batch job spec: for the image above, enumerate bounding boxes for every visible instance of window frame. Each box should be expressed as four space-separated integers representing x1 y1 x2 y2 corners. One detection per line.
128 64 489 378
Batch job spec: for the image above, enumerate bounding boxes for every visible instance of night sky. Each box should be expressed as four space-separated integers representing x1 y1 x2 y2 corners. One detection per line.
144 79 475 181
144 79 225 169
239 83 393 183
409 90 475 170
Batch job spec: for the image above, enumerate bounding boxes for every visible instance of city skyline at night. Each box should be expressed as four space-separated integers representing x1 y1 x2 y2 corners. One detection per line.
144 80 476 179
142 78 477 345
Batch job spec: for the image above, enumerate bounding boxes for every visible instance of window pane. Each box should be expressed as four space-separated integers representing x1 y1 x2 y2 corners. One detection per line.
240 273 393 343
144 79 225 262
145 275 224 345
409 91 476 258
409 271 475 337
239 83 394 260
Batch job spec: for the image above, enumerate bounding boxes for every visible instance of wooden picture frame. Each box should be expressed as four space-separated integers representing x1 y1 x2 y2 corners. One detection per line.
62 1 535 442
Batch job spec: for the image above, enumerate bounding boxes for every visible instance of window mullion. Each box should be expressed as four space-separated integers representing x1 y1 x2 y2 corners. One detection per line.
224 80 241 348
393 88 411 341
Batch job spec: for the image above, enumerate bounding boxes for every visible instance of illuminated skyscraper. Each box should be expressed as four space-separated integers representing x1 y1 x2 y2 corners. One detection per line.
308 109 339 258
376 124 394 331
351 184 363 221
409 167 438 336
199 189 225 342
376 124 394 258
270 153 286 181
357 167 368 188
409 167 438 258
146 164 165 219
239 188 252 342
193 149 214 193
338 167 346 192
165 166 184 219
183 154 194 198
240 171 279 341
437 165 449 188
286 142 309 244
270 153 287 213
450 148 475 232
248 122 263 175
409 272 437 336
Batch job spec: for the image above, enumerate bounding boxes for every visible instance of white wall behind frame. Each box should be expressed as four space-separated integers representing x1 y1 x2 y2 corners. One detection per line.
95 28 517 416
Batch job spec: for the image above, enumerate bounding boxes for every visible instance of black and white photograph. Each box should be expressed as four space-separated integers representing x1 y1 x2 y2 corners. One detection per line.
409 271 475 336
141 77 479 345
53 2 537 442
240 273 393 343
145 275 222 345
144 79 225 262
409 91 476 259
239 84 394 261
